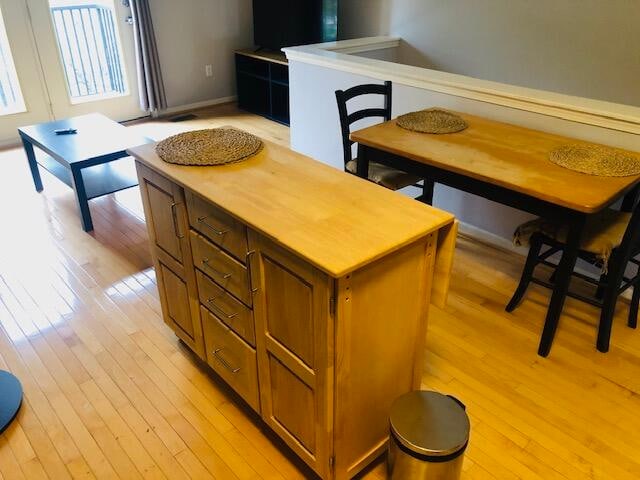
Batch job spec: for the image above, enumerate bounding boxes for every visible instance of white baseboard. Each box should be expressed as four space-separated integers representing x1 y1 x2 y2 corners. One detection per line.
0 138 20 149
0 97 237 146
458 221 525 256
155 96 237 117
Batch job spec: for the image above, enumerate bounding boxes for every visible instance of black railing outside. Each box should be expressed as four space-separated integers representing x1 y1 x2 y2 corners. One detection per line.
51 4 126 99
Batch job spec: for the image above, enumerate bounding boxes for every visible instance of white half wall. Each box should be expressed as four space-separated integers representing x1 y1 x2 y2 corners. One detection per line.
287 43 640 242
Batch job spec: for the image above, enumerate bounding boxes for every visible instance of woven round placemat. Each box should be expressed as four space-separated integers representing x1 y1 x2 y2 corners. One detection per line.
396 108 468 134
549 144 640 177
156 128 262 166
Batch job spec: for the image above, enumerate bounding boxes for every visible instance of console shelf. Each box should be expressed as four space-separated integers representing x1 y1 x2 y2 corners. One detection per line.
235 49 289 126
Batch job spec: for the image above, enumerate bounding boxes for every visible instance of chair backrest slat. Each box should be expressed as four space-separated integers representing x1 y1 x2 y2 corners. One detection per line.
335 81 392 168
347 108 388 125
340 83 389 101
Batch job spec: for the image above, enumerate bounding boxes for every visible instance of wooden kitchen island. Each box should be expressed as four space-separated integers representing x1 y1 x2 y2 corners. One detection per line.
128 137 457 480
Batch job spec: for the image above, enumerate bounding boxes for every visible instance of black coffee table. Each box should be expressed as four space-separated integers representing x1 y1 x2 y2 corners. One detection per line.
18 113 152 232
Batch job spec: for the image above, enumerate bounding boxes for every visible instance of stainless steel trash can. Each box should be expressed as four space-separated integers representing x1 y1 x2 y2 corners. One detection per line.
388 391 469 480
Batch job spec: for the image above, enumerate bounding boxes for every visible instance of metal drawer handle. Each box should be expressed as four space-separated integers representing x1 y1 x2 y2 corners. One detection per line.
206 296 238 320
246 250 259 294
213 348 241 373
202 258 232 279
197 216 228 236
170 202 185 238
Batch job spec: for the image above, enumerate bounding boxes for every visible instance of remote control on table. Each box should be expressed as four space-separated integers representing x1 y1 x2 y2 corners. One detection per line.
54 128 77 135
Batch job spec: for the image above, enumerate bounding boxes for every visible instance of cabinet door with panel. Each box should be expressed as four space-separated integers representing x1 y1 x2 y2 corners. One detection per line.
157 262 197 339
248 230 334 478
136 162 205 357
137 165 187 266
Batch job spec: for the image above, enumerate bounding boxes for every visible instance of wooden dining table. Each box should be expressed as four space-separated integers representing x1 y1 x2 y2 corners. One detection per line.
351 111 640 356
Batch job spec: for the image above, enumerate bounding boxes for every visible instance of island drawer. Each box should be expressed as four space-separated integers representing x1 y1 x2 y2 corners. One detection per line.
196 269 255 346
191 230 253 307
201 306 259 412
186 191 248 261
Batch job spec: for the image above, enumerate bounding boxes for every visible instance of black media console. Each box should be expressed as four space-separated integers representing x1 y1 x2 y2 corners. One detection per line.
235 49 289 126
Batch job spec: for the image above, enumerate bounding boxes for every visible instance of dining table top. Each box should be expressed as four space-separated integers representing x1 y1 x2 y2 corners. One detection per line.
350 110 640 214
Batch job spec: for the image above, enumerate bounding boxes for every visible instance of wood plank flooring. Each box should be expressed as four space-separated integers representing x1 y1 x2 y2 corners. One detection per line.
1 104 640 479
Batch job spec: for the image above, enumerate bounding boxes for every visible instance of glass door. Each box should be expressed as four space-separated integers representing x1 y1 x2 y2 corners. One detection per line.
0 0 52 142
0 0 144 143
0 8 26 116
27 0 143 121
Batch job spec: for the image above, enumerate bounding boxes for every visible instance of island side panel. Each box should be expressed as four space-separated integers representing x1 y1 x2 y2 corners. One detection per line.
431 219 459 309
333 233 437 480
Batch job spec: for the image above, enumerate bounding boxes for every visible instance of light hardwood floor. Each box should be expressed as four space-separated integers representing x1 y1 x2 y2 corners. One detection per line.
1 104 640 479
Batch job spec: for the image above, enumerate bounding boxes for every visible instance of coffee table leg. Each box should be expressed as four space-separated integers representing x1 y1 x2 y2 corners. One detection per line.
21 137 43 192
70 166 93 232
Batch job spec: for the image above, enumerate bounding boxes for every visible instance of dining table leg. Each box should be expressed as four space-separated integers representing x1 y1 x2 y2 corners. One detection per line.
621 184 640 212
356 144 370 179
538 212 587 357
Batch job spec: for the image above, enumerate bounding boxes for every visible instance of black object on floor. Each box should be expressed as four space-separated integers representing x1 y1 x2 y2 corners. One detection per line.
0 370 22 434
169 114 198 122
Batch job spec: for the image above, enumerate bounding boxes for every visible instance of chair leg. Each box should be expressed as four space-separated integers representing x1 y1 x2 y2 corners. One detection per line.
597 291 618 353
629 284 640 329
597 256 625 353
628 264 640 329
506 234 543 312
417 180 434 205
595 272 607 300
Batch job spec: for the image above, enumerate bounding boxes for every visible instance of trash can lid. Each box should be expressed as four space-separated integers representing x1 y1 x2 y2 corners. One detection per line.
389 390 470 457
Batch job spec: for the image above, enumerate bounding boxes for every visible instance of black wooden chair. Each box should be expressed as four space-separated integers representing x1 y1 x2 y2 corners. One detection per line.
335 81 434 203
506 200 640 353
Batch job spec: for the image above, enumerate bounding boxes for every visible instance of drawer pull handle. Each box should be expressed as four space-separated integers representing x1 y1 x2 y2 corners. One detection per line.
197 216 228 236
246 250 259 294
170 202 185 239
213 348 241 373
202 258 232 279
206 296 238 320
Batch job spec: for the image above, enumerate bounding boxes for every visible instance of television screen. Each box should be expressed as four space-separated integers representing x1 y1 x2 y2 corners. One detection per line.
253 0 338 50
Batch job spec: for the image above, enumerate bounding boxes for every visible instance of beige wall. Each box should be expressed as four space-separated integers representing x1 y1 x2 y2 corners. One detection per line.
339 0 640 107
150 0 253 109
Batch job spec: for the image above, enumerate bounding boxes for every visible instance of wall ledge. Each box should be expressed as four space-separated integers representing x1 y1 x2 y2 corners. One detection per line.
156 95 237 117
284 37 640 135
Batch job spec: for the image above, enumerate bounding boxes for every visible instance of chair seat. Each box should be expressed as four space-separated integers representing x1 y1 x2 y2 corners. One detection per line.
346 159 422 190
514 209 631 269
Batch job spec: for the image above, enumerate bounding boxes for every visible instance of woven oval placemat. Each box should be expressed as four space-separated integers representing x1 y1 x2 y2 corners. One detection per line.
156 128 262 166
396 108 468 134
549 144 640 177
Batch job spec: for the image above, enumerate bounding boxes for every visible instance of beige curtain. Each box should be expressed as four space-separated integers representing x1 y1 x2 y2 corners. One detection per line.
130 0 167 112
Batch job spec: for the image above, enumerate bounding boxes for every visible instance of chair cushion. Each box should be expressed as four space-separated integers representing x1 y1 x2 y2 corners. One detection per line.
346 159 422 190
514 209 631 270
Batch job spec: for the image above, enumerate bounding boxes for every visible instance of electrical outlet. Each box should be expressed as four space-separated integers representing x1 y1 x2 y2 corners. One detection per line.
205 64 213 77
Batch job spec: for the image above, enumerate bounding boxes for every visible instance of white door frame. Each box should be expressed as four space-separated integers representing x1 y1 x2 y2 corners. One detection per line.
26 0 145 121
0 0 145 145
0 0 52 145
